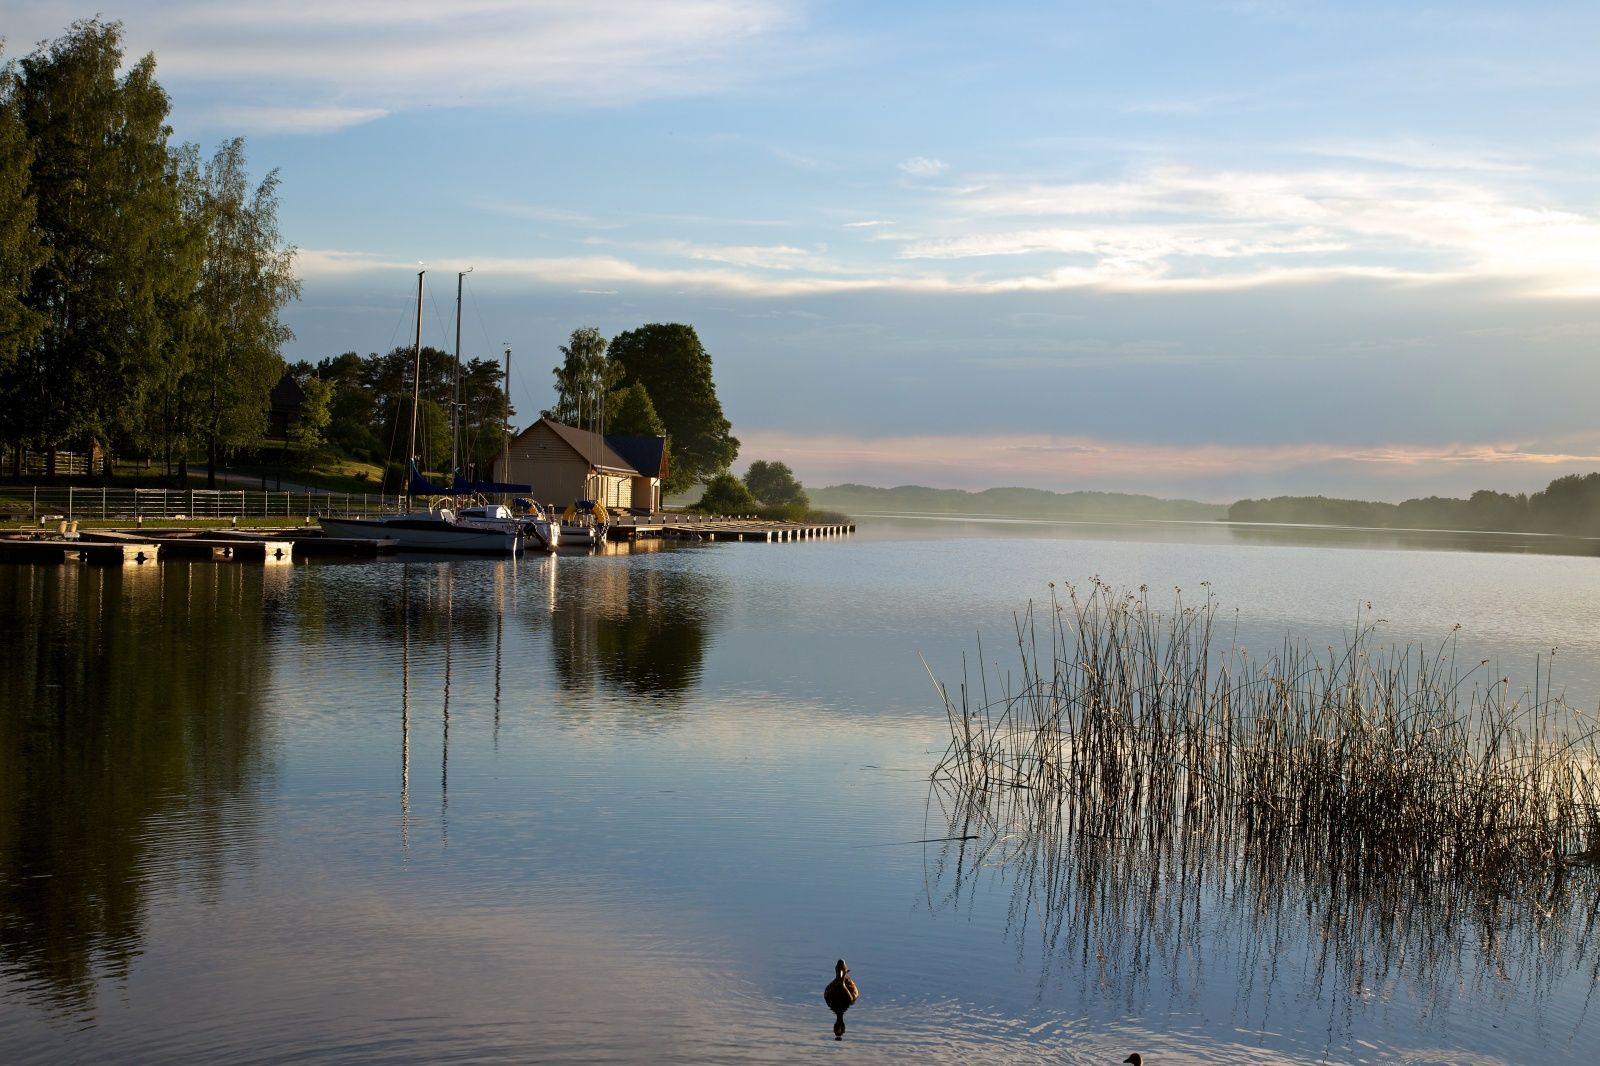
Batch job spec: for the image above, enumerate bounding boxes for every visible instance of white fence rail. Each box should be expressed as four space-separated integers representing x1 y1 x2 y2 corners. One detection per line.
1 486 404 522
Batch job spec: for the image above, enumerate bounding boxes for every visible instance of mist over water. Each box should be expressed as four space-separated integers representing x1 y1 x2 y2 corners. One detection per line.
2 520 1597 1063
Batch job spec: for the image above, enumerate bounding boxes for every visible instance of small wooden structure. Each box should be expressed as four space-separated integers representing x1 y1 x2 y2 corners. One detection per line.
496 418 666 512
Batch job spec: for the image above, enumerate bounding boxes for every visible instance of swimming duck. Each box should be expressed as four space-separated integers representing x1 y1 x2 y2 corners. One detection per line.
823 959 859 1039
1123 1055 1144 1065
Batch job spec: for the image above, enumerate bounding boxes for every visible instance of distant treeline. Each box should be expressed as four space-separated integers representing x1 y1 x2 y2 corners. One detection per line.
811 483 1226 521
1228 472 1600 536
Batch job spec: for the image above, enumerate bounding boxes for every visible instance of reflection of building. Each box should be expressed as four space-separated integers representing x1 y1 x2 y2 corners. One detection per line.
496 418 667 511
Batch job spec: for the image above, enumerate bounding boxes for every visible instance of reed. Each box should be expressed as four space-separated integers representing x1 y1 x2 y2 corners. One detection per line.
929 579 1600 887
924 580 1600 1006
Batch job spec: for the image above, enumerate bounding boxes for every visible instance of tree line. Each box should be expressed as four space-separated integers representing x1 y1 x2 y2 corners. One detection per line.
1228 473 1600 536
0 19 298 486
284 346 510 485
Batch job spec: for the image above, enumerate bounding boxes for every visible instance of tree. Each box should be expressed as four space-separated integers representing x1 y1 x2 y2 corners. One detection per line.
4 19 191 472
694 472 758 514
606 381 666 438
184 136 299 486
458 356 511 478
607 323 738 494
544 327 617 432
743 459 808 511
292 376 333 461
0 58 45 372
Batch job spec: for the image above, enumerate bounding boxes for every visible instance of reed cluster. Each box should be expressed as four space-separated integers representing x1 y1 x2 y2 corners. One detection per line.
925 581 1600 1008
930 579 1600 887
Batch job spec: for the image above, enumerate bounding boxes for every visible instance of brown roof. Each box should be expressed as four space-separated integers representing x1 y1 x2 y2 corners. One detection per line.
533 418 643 475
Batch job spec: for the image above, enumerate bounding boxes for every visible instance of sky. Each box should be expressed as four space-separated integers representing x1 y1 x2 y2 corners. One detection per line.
7 1 1600 502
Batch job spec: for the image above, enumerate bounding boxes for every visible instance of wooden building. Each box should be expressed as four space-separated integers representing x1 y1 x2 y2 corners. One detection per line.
495 418 668 512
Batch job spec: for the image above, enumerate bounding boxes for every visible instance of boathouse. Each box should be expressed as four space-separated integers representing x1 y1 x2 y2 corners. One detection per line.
495 418 667 512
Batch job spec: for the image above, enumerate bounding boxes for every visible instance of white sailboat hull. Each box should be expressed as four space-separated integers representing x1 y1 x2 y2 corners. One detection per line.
318 515 520 554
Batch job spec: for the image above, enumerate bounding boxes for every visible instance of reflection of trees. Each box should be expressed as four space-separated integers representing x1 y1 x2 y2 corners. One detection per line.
0 564 273 1009
1225 522 1600 557
549 556 719 699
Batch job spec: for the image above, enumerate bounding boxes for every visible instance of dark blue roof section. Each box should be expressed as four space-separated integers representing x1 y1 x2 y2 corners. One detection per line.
604 434 668 479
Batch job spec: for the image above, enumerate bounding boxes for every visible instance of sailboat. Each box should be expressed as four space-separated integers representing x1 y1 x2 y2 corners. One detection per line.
318 270 529 554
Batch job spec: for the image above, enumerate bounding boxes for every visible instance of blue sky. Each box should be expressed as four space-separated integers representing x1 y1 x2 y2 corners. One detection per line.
9 1 1600 500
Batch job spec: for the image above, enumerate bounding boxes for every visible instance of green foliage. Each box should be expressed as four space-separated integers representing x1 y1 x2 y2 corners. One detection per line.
607 323 738 494
606 381 666 438
694 472 759 514
4 19 192 457
743 459 808 511
544 327 618 432
458 356 511 478
294 377 333 456
185 136 299 486
302 345 509 475
0 59 46 369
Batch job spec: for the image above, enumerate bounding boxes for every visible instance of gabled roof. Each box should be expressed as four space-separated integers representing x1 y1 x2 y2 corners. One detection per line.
521 417 669 478
270 374 305 410
605 435 668 480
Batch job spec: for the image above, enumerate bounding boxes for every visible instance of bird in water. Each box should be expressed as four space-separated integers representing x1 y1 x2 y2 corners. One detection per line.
1123 1055 1144 1065
823 959 859 1040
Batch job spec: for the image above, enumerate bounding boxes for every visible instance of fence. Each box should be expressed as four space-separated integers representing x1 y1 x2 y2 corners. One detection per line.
0 486 404 523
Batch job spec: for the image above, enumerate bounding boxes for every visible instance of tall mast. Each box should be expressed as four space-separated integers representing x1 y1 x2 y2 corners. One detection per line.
500 344 512 487
407 269 425 505
451 267 472 477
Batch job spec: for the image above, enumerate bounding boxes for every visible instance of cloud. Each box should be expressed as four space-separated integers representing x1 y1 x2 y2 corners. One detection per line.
200 105 389 135
898 156 949 178
300 155 1600 299
12 1 806 126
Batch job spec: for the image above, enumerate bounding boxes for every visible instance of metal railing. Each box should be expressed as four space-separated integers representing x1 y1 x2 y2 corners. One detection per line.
0 486 405 523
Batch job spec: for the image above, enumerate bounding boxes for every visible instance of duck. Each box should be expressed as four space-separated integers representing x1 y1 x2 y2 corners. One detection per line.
1123 1055 1144 1066
823 959 859 1039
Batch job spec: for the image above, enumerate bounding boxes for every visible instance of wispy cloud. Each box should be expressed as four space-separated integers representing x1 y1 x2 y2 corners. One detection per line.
898 156 949 178
200 105 389 135
11 1 807 128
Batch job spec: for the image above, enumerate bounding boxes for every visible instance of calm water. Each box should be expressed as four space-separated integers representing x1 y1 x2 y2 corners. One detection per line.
2 518 1598 1064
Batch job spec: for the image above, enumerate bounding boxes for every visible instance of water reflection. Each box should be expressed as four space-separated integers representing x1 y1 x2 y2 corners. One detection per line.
924 774 1600 1046
0 564 274 1009
547 553 721 702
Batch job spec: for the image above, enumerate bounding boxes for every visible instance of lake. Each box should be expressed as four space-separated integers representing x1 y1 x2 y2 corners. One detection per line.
2 517 1597 1064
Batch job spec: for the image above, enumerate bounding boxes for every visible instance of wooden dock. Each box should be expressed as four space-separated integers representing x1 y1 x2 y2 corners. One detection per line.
610 516 855 543
0 534 160 564
134 530 295 561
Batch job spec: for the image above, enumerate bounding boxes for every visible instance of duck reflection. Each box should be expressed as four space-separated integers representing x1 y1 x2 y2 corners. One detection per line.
823 958 859 1039
0 564 272 1008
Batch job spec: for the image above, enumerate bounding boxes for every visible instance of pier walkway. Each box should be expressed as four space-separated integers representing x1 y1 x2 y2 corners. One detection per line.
611 515 855 543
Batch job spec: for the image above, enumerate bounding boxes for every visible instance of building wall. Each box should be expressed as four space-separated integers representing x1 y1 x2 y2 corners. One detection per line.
498 421 592 504
497 421 643 508
631 475 658 512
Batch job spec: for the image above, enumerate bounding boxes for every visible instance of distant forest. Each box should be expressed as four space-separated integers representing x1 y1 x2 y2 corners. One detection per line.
1229 472 1600 536
810 484 1226 521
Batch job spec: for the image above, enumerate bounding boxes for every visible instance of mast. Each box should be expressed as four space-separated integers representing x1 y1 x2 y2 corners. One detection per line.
501 343 512 489
407 269 425 506
451 267 472 476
